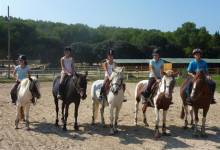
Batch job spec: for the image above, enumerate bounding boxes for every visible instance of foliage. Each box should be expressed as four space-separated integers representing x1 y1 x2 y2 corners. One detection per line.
0 17 220 66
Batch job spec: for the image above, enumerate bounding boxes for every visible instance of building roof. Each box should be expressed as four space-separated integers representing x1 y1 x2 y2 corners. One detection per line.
114 59 150 64
114 58 220 64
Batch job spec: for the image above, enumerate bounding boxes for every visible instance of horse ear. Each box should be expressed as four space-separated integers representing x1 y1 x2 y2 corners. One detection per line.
36 74 39 79
162 71 167 76
29 76 33 81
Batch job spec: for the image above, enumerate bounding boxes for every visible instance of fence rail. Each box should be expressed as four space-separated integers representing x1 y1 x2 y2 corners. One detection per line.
1 66 220 81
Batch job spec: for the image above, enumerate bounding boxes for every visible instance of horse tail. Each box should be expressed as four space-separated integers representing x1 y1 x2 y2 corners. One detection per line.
180 106 185 119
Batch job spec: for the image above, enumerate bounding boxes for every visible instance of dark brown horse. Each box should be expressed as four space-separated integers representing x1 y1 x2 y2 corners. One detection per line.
52 72 88 131
180 71 212 137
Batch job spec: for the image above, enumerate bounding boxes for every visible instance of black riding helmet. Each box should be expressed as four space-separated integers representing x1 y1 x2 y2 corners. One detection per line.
192 48 202 55
152 48 160 56
18 54 27 61
64 47 71 52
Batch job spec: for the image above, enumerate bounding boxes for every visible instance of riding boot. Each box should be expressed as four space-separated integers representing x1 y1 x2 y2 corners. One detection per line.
211 97 216 104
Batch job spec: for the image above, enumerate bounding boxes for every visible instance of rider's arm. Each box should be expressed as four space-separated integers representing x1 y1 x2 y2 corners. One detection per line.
13 67 18 81
60 57 66 73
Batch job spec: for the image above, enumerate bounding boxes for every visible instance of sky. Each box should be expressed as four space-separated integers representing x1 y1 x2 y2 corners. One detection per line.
0 0 220 34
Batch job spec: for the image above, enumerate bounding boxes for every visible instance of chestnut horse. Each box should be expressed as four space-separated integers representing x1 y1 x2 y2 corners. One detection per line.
180 71 212 137
134 70 178 138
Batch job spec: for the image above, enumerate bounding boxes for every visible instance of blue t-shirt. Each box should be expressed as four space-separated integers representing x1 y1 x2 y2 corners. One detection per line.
149 59 164 78
15 65 30 81
187 59 208 73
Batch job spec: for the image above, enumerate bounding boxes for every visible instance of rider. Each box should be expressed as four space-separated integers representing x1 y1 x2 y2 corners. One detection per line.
186 48 216 105
141 48 170 104
57 47 76 99
10 54 34 104
99 50 116 100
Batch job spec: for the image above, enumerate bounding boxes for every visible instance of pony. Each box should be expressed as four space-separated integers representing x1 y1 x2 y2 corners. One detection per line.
180 71 212 137
15 76 41 130
134 70 178 138
91 67 125 134
52 72 88 131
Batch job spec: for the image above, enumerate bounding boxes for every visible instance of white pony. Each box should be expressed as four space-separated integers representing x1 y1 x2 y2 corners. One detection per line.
15 76 41 130
91 67 125 134
134 70 178 138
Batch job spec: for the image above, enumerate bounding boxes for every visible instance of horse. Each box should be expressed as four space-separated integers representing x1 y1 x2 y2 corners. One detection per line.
15 76 41 130
134 70 178 138
107 67 125 134
91 80 108 126
52 72 87 131
180 71 212 137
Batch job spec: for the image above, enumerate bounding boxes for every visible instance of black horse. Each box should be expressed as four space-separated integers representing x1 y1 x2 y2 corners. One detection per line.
52 72 88 131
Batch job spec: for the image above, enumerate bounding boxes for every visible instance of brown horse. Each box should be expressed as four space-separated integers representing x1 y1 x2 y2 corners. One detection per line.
134 70 178 138
180 71 212 137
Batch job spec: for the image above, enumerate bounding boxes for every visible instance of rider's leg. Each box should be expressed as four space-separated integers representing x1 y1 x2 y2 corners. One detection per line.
58 73 66 99
141 77 156 104
186 81 193 105
10 81 20 104
99 77 109 100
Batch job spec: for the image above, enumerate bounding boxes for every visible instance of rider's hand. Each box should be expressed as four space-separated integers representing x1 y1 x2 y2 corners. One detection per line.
206 75 212 80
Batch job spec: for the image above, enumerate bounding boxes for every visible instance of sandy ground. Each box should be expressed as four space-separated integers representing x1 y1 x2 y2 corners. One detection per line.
0 82 220 150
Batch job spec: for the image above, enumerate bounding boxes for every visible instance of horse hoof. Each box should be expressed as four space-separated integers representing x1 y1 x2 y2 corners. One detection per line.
193 133 199 138
15 127 19 129
154 132 161 139
191 125 195 130
74 126 79 131
162 132 171 136
183 126 188 130
200 133 208 138
145 123 149 127
26 127 30 131
109 129 115 135
63 127 67 131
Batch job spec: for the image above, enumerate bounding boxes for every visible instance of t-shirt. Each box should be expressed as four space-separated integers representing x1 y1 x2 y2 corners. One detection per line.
15 65 30 81
187 59 208 73
149 59 164 78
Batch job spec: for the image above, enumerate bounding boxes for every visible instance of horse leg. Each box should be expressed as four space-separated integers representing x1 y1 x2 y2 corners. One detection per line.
74 102 80 130
193 107 199 137
114 105 122 133
142 104 149 127
15 105 21 129
134 101 139 126
162 110 170 136
154 108 160 139
54 97 59 126
100 100 105 127
189 106 194 128
183 105 189 129
63 103 69 131
25 104 31 130
61 102 65 124
109 105 114 135
201 106 209 137
92 100 99 125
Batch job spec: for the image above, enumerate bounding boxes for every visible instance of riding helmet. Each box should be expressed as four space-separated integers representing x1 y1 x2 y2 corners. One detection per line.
18 54 27 61
152 48 160 56
192 48 202 55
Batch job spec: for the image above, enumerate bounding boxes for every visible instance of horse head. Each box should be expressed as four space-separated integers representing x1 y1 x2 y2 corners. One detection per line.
191 70 210 101
75 71 88 100
29 76 41 99
110 67 124 95
161 70 178 99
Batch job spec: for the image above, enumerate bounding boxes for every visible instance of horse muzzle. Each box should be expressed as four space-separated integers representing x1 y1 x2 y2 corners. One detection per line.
80 91 87 100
